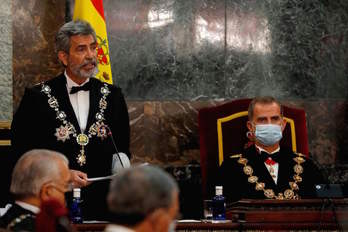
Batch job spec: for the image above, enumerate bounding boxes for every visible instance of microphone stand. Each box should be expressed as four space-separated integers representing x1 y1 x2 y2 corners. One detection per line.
105 125 125 168
309 153 342 231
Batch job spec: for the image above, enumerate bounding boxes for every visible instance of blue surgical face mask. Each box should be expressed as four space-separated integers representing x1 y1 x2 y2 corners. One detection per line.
254 124 282 146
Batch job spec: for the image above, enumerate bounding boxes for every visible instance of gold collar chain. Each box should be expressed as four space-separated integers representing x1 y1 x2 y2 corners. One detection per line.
237 153 306 200
41 83 110 166
7 214 35 230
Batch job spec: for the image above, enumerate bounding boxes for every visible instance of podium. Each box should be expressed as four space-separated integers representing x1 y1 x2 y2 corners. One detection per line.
75 199 348 231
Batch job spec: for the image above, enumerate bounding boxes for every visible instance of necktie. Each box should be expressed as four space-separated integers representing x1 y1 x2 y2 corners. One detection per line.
70 82 91 94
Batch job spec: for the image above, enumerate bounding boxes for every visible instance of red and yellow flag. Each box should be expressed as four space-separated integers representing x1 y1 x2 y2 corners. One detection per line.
73 0 113 84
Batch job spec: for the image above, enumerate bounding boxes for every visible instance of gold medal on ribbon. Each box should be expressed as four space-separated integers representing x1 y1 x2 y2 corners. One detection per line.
76 134 88 166
76 133 89 146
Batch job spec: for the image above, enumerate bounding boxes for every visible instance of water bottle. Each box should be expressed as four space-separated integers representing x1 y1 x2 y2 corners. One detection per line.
212 186 226 220
70 188 83 223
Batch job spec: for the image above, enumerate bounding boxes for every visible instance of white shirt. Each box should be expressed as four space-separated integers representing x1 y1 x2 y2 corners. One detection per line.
65 71 90 133
255 145 280 184
15 201 40 214
104 224 135 232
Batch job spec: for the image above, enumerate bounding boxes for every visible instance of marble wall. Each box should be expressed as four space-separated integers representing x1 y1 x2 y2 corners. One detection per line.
0 0 12 120
12 0 348 182
12 0 65 108
102 0 348 101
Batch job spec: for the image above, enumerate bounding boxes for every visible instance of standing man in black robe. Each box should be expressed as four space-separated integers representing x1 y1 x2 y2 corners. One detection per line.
11 20 130 220
219 96 323 203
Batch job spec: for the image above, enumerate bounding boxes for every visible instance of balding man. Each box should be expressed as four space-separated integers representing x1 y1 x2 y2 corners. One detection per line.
0 149 71 231
105 165 179 232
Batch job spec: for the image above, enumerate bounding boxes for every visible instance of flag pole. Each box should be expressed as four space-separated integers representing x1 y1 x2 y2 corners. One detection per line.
65 0 72 22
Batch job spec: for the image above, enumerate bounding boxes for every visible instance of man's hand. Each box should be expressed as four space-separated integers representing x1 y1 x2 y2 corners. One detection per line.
70 170 89 188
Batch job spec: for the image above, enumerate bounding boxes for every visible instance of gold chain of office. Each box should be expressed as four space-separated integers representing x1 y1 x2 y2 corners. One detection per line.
41 83 110 166
236 153 306 200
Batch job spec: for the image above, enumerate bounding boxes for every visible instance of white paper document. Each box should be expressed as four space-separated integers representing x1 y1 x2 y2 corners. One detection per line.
87 161 149 182
87 174 117 182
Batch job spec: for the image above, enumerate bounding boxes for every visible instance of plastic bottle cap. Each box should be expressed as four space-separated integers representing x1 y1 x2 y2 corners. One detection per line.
73 188 81 198
215 186 223 195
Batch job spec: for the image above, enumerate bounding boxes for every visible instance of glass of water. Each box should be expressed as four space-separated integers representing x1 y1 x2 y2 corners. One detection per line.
203 200 213 220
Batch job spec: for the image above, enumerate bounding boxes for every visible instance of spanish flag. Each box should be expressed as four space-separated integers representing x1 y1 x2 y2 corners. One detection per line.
73 0 113 84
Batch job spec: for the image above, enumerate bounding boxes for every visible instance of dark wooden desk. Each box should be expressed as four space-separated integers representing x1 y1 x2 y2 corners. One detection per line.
75 221 347 231
75 222 241 231
75 199 348 231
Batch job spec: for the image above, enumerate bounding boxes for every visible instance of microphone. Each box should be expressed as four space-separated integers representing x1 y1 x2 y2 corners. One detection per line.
104 125 130 174
308 152 343 198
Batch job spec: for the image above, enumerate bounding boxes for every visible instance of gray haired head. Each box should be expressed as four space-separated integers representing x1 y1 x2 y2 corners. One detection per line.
10 149 69 198
107 165 179 226
55 20 96 54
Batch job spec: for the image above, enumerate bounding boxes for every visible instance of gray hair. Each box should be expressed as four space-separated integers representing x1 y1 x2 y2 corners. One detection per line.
55 20 97 54
107 165 179 226
10 149 69 198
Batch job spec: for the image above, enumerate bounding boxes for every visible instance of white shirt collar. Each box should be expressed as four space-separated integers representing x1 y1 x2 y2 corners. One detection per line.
255 144 280 155
104 224 135 232
64 70 89 89
15 201 40 214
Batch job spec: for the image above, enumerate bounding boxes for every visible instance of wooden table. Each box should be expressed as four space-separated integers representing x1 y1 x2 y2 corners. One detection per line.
75 198 348 231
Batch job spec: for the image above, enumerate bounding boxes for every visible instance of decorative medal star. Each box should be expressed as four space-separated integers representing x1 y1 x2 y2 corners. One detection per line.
55 125 70 142
77 153 86 166
96 122 108 140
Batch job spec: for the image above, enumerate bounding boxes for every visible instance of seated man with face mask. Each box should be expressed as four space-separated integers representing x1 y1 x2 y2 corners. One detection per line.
219 96 323 202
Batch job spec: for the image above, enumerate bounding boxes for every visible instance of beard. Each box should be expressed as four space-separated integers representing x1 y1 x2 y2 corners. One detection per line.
70 58 98 79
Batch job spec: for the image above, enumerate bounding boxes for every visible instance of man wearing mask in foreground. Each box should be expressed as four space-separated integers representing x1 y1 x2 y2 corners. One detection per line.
105 165 179 232
0 149 71 231
219 96 323 202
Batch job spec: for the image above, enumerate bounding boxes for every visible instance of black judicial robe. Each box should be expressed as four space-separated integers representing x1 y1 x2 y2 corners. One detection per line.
0 204 36 231
218 146 323 203
11 74 131 220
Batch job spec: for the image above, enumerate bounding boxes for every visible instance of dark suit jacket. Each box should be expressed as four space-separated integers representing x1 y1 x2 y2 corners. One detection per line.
218 146 323 203
0 203 36 231
11 74 131 220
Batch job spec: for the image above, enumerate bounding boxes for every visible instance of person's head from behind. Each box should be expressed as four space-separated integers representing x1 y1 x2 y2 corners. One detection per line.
107 165 179 232
247 96 286 149
56 20 98 83
10 149 71 207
